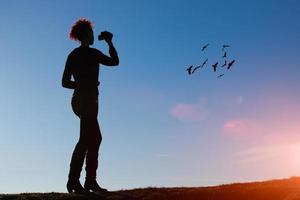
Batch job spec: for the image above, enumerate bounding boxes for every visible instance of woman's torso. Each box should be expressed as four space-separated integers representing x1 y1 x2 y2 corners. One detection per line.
69 46 101 98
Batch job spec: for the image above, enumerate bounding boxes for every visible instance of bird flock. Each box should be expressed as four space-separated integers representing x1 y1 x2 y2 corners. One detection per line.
186 43 236 78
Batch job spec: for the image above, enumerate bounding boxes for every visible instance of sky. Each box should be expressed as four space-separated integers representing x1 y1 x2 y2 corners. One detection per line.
0 0 300 193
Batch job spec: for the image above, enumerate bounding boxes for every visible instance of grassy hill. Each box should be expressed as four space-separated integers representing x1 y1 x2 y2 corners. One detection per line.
1 177 300 200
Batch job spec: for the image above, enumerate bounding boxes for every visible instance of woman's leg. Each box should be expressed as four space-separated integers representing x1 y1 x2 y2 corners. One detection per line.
84 117 107 192
68 118 89 181
85 118 102 180
79 99 107 192
68 96 89 181
68 95 105 191
67 95 91 193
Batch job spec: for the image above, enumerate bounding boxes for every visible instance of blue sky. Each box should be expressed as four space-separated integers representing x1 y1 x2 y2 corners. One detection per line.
0 0 300 193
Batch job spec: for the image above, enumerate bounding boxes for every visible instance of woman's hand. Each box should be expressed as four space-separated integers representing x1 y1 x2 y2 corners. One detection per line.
99 31 113 43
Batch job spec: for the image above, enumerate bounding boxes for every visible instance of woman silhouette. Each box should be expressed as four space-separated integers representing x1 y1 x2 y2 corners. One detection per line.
62 18 119 193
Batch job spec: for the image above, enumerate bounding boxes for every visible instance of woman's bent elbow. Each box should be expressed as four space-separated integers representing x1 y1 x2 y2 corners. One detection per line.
114 58 119 66
62 81 67 88
62 80 70 89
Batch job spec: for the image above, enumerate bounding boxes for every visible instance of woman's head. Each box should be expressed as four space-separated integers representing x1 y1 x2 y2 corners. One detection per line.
69 18 94 45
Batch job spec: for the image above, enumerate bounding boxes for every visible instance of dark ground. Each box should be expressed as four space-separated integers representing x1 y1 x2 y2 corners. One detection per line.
1 177 300 200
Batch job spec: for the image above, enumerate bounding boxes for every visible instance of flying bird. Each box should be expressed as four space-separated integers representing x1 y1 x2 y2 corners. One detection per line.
222 44 230 51
201 58 208 67
192 66 201 74
212 62 218 72
192 59 209 74
217 74 224 78
223 51 227 58
227 60 235 70
201 43 209 51
186 65 193 75
221 60 227 67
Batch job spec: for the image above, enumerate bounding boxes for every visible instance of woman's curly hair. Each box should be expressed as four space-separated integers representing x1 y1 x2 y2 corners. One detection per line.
69 18 93 41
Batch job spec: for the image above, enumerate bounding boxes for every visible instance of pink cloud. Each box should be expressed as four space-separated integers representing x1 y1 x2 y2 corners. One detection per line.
224 120 247 133
223 119 261 138
169 102 208 123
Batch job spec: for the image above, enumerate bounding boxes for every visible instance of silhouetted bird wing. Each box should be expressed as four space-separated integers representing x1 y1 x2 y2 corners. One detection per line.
227 60 235 69
212 62 218 72
222 44 230 51
217 74 224 78
201 43 209 51
202 58 208 66
187 65 193 74
192 66 201 74
221 60 227 67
